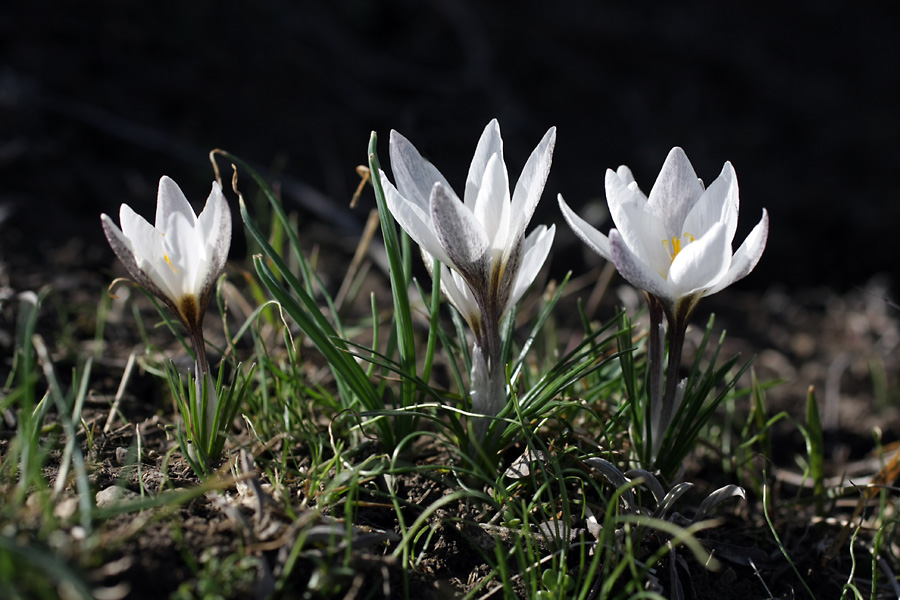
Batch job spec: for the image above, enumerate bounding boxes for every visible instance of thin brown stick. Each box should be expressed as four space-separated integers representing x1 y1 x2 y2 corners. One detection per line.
335 209 381 311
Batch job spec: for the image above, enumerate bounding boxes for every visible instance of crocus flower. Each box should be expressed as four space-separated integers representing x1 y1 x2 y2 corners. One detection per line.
560 147 768 465
380 120 556 420
101 176 231 436
380 119 556 352
101 176 231 333
559 147 768 321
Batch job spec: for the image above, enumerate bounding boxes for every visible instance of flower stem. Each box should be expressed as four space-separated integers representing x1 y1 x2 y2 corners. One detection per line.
646 296 665 462
481 325 504 414
484 317 502 382
658 317 686 446
652 297 694 469
469 304 507 447
188 327 216 449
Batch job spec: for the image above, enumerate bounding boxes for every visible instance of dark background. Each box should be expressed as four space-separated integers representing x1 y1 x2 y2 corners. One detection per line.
2 1 898 292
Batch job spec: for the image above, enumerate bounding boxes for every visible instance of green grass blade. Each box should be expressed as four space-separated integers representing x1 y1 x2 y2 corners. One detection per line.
805 384 825 514
367 133 418 428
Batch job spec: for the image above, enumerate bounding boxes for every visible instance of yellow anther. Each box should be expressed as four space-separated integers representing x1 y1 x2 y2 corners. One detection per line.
164 253 178 273
662 233 695 262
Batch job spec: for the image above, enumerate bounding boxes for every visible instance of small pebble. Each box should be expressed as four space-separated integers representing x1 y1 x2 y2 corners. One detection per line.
54 497 78 520
95 486 139 508
115 447 131 465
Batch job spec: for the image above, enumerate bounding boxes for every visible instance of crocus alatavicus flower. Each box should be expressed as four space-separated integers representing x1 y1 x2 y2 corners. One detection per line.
101 176 231 433
559 147 768 321
101 176 231 332
559 147 768 463
380 120 556 418
381 120 556 342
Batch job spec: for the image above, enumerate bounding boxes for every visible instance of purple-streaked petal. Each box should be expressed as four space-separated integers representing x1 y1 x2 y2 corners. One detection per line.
118 204 174 292
389 130 452 209
101 214 139 278
495 234 522 314
431 183 489 273
706 209 769 296
647 147 705 239
381 172 451 265
605 168 670 271
558 194 612 261
102 213 168 302
609 229 673 303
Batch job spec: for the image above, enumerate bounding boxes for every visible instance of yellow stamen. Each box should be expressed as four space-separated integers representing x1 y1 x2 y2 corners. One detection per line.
164 253 178 273
662 233 695 262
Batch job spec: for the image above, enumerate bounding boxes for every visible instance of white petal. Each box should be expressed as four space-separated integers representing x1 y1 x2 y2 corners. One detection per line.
558 194 612 261
196 181 232 287
647 147 705 239
667 221 731 298
119 203 158 252
431 183 489 274
465 119 504 208
102 213 171 304
156 176 197 230
389 130 452 209
616 165 638 188
706 209 769 296
683 161 738 244
440 264 480 324
163 210 203 298
510 224 554 306
381 172 452 265
510 126 556 236
609 229 674 304
605 169 670 273
472 153 511 251
118 204 173 291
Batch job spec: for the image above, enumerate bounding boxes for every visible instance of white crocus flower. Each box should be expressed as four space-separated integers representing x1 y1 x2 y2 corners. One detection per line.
101 176 231 333
561 147 768 466
559 146 768 320
380 119 556 347
379 119 556 422
101 176 231 434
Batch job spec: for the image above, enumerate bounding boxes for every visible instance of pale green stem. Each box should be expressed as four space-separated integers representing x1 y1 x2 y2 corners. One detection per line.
646 296 665 463
188 327 216 448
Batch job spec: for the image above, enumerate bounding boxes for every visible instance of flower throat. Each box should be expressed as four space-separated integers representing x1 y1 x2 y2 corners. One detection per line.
663 233 695 262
